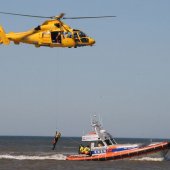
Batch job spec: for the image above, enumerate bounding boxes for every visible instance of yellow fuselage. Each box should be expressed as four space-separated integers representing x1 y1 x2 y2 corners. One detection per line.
1 19 95 48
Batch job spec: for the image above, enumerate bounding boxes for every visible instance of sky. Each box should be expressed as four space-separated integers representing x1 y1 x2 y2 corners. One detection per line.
0 0 170 138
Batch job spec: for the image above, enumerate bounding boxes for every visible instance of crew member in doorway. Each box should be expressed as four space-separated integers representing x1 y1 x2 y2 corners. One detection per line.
52 131 61 150
56 32 61 44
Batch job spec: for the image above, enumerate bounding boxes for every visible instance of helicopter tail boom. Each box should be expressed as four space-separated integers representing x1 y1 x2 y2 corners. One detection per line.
0 25 10 45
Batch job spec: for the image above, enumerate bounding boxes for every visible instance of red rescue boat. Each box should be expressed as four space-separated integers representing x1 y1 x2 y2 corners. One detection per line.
66 116 170 161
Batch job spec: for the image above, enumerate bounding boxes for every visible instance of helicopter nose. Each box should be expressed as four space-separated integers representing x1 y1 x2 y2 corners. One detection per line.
89 38 95 45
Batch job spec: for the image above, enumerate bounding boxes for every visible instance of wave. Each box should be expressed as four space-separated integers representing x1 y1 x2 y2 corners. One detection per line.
0 154 66 160
130 157 164 162
0 154 168 162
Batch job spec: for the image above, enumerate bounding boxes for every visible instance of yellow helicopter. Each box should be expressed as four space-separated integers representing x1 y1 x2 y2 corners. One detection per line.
0 12 116 48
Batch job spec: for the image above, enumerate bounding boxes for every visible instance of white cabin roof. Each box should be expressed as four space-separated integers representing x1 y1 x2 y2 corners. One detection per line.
82 132 100 141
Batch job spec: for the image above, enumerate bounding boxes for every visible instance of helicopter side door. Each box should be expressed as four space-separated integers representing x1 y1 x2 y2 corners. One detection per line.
51 31 62 44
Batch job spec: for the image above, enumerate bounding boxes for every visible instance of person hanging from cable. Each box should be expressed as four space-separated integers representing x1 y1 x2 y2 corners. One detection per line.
52 131 61 150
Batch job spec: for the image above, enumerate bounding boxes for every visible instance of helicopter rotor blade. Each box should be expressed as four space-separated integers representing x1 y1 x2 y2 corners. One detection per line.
0 12 116 20
63 16 116 19
0 11 52 19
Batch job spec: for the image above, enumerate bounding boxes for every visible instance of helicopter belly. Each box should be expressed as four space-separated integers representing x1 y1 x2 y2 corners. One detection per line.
62 38 75 47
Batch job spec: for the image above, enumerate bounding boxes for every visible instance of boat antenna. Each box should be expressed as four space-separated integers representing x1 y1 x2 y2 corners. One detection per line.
99 114 103 128
56 119 59 131
90 115 92 126
90 114 96 126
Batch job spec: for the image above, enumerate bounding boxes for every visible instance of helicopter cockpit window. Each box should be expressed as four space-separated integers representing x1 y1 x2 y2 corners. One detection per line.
74 32 80 42
64 32 72 38
78 31 87 37
81 38 89 43
74 33 78 39
67 32 72 38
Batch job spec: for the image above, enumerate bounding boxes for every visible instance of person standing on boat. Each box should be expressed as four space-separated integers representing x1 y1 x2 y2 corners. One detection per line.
83 145 91 155
79 144 84 154
52 131 61 150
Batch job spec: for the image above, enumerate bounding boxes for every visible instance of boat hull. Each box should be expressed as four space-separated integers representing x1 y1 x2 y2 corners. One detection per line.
66 142 170 161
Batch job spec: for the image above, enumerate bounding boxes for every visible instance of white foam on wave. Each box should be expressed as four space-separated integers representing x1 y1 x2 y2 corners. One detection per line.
130 157 164 162
0 154 167 162
0 154 66 160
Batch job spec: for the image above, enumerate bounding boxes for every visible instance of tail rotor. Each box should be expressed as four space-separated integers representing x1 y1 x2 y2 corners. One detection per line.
0 26 10 45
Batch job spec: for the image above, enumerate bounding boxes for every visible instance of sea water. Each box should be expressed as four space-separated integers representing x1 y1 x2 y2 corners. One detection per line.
0 136 170 170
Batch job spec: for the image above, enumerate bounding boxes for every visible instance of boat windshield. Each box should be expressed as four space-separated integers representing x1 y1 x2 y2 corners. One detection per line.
104 138 117 146
104 139 113 146
111 138 117 145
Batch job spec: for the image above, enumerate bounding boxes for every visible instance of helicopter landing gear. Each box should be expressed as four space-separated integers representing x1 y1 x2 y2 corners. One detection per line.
35 44 40 48
14 41 20 45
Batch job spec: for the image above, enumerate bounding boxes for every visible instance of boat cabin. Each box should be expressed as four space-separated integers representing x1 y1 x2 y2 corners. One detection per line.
81 117 117 155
